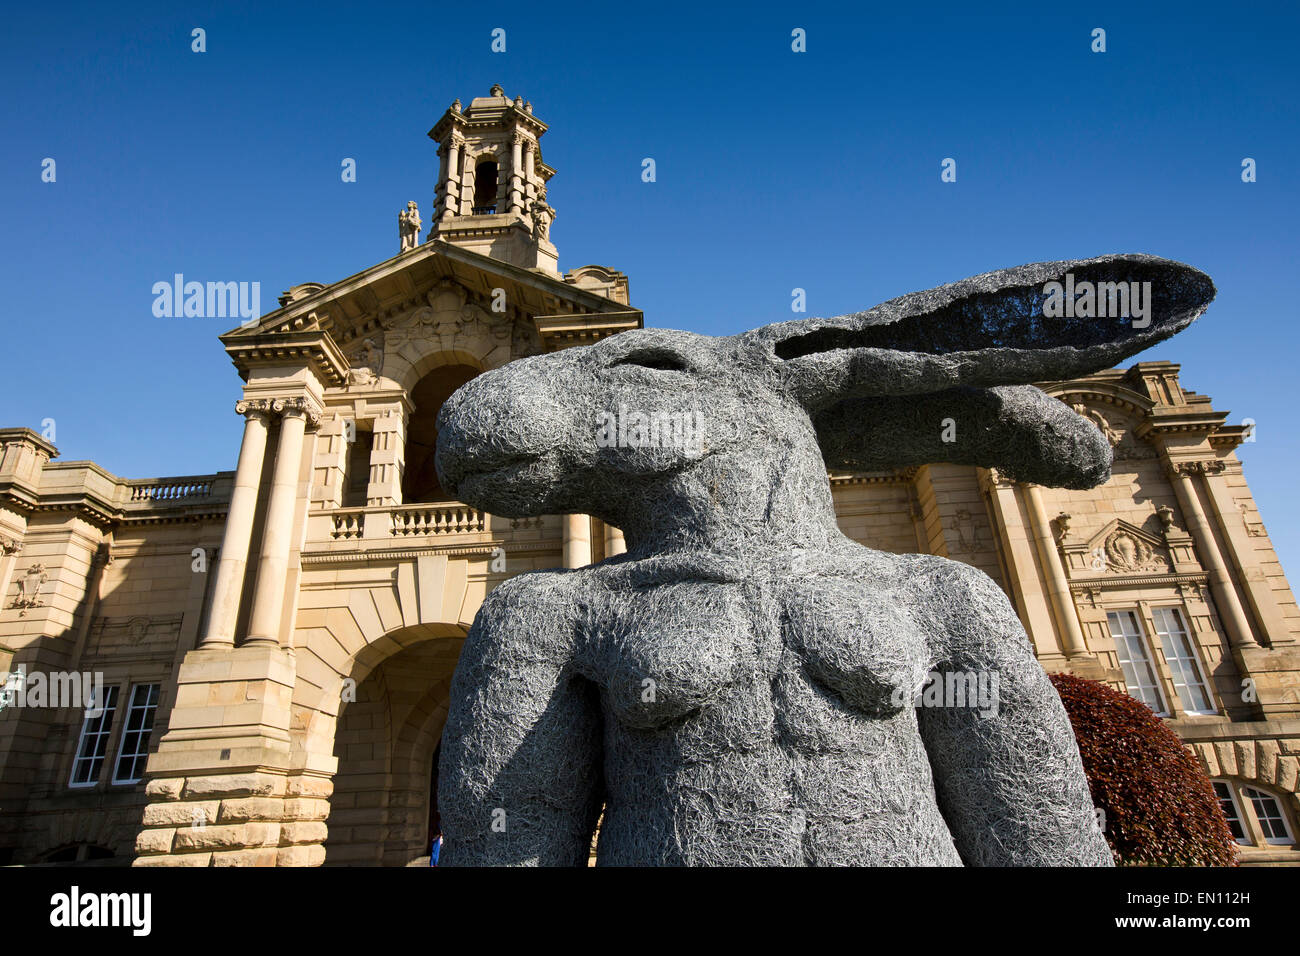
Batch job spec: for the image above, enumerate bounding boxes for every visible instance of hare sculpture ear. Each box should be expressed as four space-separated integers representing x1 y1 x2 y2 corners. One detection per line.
746 254 1215 489
749 254 1215 411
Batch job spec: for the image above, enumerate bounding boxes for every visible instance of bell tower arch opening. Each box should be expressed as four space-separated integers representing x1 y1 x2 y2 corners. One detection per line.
402 363 481 503
472 158 498 214
427 85 558 273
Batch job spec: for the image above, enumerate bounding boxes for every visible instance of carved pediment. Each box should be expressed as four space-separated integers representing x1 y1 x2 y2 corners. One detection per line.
1083 519 1172 575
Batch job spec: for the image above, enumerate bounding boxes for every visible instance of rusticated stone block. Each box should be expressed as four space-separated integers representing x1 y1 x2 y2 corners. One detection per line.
279 821 328 846
172 822 279 852
276 844 326 867
145 777 185 801
284 775 333 798
134 852 212 867
213 848 279 867
143 801 220 828
218 797 285 823
183 772 286 800
281 797 330 822
134 828 177 855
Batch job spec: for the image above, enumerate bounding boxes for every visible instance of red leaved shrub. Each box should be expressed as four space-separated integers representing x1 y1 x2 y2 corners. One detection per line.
1049 672 1236 866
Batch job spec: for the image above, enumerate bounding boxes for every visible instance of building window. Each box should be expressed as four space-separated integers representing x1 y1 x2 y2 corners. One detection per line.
1212 781 1251 845
1242 786 1295 845
68 684 121 788
342 428 375 508
112 683 161 785
1106 610 1166 715
1151 607 1215 715
473 159 498 214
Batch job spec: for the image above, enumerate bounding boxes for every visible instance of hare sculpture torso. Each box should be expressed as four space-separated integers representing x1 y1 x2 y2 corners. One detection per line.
432 254 1216 866
583 546 961 866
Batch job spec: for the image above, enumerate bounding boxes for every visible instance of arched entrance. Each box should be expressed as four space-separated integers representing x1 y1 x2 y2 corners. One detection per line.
402 363 481 503
322 634 463 865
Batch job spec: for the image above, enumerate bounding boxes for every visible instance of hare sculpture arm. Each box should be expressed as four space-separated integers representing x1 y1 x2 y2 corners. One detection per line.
916 561 1112 866
436 574 604 866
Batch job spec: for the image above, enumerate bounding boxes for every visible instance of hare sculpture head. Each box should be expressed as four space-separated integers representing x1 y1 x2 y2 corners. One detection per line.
432 254 1214 867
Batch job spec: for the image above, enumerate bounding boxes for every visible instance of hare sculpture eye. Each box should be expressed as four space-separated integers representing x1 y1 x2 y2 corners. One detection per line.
610 349 690 372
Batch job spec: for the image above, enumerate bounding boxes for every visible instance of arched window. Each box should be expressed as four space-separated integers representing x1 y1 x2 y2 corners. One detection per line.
473 159 498 214
1212 778 1296 847
403 364 481 503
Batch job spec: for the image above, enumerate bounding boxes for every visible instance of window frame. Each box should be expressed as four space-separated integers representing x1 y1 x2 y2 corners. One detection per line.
1212 780 1251 845
1149 605 1216 716
68 684 122 789
1106 608 1168 716
1241 785 1296 846
111 682 161 786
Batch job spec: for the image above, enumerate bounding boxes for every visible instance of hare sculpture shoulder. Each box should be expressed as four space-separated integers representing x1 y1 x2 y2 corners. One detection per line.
433 254 1215 866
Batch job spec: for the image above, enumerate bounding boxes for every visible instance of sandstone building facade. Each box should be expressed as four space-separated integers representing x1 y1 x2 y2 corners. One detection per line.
1 89 1297 866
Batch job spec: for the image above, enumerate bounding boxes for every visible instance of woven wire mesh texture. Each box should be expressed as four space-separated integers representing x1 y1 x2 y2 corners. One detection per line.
434 254 1213 866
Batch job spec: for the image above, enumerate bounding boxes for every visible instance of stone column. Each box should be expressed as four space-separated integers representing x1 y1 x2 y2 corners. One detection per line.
1169 462 1259 648
604 522 627 558
508 134 525 215
459 151 476 216
245 399 318 646
200 401 271 648
563 514 592 569
981 471 1060 655
442 138 462 223
1199 463 1292 645
523 140 537 206
1023 484 1088 658
434 144 449 223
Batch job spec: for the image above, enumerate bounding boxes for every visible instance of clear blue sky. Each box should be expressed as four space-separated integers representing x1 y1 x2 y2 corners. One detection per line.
2 2 1297 575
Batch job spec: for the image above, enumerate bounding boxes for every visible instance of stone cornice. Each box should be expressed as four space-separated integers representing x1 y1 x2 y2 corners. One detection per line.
224 239 640 347
1069 571 1209 591
221 330 350 388
533 312 641 351
0 428 59 461
828 468 918 486
300 543 500 566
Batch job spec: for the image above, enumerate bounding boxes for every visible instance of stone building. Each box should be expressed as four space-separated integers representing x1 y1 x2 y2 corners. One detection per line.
1 88 1296 867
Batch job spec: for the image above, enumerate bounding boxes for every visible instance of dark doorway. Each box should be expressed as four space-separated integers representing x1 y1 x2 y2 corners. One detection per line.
402 364 480 502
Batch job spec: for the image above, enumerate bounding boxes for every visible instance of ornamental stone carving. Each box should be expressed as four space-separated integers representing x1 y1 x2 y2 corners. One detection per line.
11 564 47 609
272 397 324 426
1103 529 1171 574
234 398 275 418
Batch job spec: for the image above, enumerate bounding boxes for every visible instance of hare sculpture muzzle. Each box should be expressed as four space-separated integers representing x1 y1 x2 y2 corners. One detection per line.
433 253 1214 866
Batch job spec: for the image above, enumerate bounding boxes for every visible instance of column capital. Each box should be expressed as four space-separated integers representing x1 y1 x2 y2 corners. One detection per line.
985 467 1018 488
272 396 324 426
1168 459 1226 479
234 398 275 420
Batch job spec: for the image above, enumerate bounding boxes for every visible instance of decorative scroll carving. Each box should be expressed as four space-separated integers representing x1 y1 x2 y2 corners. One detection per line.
1103 529 1171 574
10 563 47 610
272 397 324 426
234 398 274 418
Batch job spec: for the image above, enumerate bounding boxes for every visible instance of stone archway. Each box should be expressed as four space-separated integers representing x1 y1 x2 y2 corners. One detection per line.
321 631 462 866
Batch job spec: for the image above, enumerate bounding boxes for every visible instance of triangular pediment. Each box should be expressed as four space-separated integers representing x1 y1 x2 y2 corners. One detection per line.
221 240 641 350
1080 518 1173 575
